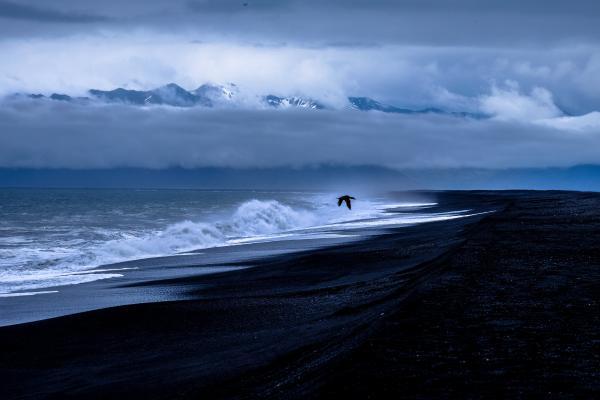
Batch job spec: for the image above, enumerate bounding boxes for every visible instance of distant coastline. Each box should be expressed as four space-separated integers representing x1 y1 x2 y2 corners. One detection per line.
2 165 600 191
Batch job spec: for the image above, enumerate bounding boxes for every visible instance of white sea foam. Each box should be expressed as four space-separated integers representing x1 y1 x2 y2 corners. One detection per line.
321 210 491 229
0 273 124 295
0 291 59 298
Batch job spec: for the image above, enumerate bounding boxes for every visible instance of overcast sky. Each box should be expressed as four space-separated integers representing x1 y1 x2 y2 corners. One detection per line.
1 0 600 171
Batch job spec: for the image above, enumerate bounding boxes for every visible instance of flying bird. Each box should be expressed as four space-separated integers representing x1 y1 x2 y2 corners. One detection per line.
337 195 355 210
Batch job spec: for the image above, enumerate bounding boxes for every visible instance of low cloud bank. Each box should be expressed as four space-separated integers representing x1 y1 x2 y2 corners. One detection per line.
1 100 600 170
480 82 563 121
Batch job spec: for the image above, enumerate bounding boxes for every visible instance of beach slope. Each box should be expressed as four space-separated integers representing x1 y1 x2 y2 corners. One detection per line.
0 191 598 399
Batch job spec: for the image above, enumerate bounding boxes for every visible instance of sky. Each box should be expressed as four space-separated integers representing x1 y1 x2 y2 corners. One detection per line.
1 0 600 172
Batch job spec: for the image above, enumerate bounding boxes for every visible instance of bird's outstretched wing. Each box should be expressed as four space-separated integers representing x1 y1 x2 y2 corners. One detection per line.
337 198 343 207
344 198 352 210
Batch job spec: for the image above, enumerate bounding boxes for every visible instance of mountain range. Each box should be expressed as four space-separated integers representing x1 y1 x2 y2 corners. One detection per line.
8 83 484 118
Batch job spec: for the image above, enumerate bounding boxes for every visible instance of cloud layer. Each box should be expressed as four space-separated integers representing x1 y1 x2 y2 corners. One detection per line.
2 100 600 170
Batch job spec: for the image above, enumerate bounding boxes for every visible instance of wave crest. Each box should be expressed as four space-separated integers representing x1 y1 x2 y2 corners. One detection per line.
100 199 317 260
227 199 317 235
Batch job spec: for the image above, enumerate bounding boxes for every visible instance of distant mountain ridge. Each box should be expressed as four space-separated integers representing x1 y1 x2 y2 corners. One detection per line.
88 83 226 107
3 165 600 190
8 83 484 118
348 97 483 118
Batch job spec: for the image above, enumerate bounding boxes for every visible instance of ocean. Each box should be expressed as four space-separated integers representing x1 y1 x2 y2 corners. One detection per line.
0 188 469 297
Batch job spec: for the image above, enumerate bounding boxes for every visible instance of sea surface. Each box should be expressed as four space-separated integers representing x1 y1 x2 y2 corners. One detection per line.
0 188 470 297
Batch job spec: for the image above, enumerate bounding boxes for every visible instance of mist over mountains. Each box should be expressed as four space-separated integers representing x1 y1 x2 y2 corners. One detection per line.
7 82 485 118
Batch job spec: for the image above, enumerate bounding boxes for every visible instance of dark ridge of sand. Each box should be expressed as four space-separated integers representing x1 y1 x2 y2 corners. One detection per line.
0 191 599 399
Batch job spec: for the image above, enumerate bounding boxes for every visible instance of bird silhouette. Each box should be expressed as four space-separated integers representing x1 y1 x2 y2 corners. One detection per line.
337 195 355 210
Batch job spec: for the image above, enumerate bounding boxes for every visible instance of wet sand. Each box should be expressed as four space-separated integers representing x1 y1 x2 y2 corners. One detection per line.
1 191 598 399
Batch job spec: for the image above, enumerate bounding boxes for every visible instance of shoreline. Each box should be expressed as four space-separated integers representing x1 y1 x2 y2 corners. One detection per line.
1 191 598 398
0 193 475 326
0 234 359 327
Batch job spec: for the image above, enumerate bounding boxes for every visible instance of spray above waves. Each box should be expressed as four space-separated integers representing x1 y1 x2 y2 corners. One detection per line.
221 199 318 236
100 199 318 260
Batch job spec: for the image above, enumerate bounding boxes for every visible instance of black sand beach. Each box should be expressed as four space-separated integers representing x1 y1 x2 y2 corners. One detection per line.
1 191 599 399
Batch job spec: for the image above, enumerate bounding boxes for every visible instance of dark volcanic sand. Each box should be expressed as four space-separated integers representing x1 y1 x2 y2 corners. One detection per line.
0 191 598 399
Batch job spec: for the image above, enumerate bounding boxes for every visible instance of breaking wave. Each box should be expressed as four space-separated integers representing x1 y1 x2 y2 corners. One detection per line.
0 200 320 294
97 199 318 260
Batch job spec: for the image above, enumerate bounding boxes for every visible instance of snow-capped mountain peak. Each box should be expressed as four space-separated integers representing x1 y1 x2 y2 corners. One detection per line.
193 83 238 106
264 95 324 110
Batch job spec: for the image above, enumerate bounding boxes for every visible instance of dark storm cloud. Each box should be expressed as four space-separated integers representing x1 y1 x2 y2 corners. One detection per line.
1 0 600 46
0 1 107 23
180 0 600 47
1 101 599 170
186 0 289 13
186 0 600 15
